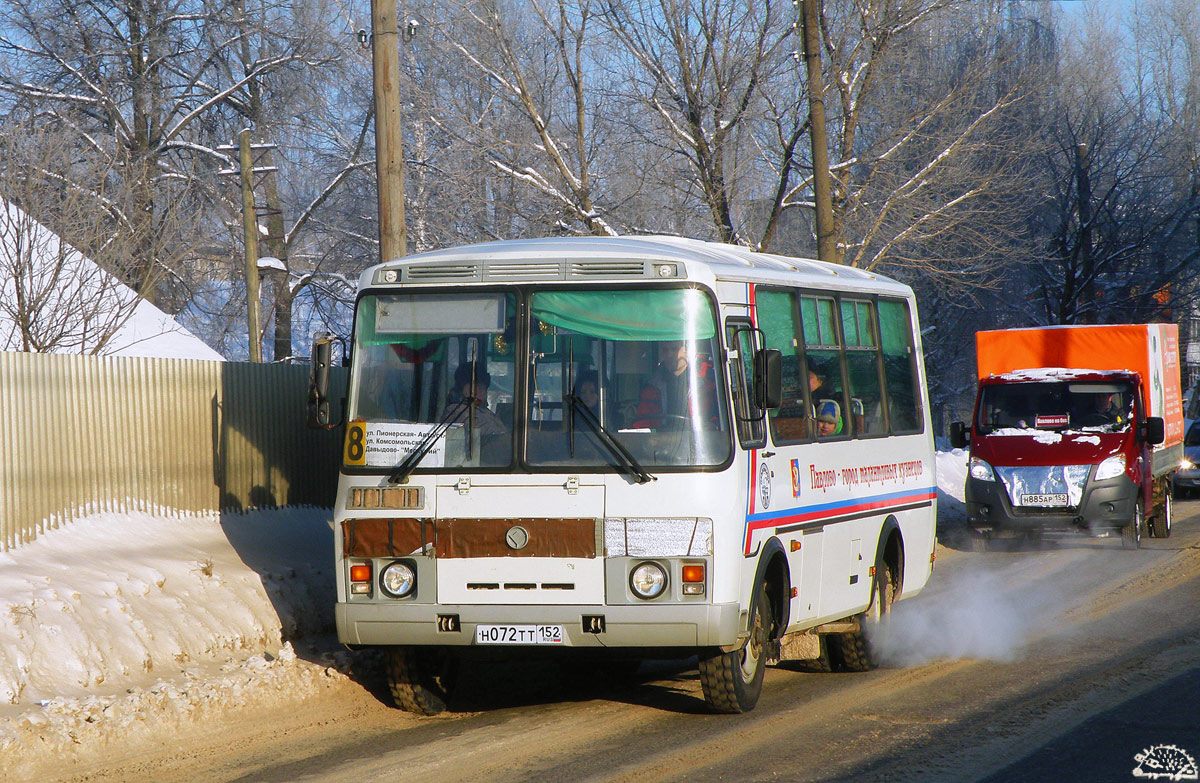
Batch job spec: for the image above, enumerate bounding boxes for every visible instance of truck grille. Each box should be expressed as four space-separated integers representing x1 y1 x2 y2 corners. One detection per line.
996 465 1091 508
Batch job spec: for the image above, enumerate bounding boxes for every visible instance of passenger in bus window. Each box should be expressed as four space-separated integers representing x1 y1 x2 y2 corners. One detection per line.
632 340 716 427
573 369 622 428
448 364 507 435
816 399 843 437
807 356 836 401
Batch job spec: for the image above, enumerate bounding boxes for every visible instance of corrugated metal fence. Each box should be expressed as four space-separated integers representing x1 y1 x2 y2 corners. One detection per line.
0 352 347 550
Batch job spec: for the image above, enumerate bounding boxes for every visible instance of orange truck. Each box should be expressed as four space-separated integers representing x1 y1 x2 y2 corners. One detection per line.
949 324 1183 549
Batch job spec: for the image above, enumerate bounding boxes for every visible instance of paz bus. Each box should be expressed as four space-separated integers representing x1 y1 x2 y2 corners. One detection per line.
307 236 937 715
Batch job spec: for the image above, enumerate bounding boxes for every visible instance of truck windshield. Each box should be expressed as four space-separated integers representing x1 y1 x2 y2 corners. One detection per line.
347 287 730 472
976 381 1134 434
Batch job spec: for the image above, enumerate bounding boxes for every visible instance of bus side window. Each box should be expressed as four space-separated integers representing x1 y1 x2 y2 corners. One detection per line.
840 298 884 437
878 299 922 433
755 288 810 443
800 294 850 439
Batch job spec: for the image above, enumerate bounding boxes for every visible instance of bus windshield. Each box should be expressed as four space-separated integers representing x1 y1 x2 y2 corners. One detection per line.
348 287 731 472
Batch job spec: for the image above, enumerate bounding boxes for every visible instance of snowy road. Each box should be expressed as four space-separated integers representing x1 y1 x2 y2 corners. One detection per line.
31 503 1200 783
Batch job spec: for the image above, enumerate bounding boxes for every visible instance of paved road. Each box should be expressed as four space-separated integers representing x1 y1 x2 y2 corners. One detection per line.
57 505 1200 783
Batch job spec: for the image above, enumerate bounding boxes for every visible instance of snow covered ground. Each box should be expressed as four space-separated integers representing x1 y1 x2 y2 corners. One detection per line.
0 450 970 779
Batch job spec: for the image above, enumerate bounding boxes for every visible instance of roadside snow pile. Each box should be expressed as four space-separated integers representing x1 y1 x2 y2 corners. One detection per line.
0 507 352 778
934 448 968 529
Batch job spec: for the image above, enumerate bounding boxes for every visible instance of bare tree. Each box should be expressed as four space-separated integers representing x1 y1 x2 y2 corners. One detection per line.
0 125 148 352
435 0 624 236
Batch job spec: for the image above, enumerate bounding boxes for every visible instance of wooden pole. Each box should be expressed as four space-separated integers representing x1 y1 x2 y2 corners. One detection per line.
239 128 263 362
798 0 839 264
372 0 407 262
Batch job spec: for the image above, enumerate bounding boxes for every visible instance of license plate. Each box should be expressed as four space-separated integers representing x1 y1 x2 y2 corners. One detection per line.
475 624 565 645
1020 493 1068 507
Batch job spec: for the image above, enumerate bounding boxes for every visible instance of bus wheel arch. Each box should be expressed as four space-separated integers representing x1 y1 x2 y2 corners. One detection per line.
877 516 905 597
751 537 791 640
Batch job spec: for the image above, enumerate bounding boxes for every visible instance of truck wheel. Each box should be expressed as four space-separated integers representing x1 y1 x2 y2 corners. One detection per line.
829 559 896 672
1150 487 1172 539
699 582 772 714
385 646 457 715
1121 504 1142 550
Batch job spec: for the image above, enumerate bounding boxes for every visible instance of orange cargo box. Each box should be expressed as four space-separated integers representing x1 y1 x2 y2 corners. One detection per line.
975 324 1183 448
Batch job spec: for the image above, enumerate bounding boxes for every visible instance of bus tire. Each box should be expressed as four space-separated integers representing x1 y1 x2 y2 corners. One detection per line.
385 646 456 716
829 558 896 672
699 582 772 714
1121 503 1142 550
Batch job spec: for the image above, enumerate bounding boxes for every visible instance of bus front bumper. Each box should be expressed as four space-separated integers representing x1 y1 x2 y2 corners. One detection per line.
336 600 742 649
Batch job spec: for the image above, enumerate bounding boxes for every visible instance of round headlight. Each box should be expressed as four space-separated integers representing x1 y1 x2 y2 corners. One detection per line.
630 561 667 599
380 560 416 597
380 269 399 283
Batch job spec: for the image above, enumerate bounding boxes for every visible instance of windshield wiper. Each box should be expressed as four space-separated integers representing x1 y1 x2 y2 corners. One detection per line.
566 393 655 484
388 399 470 484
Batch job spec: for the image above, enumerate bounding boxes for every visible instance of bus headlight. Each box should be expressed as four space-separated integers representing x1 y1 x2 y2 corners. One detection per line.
1095 454 1126 481
380 560 417 598
630 562 668 599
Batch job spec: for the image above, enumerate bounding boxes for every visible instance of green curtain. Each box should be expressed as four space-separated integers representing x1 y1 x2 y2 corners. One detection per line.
532 289 715 340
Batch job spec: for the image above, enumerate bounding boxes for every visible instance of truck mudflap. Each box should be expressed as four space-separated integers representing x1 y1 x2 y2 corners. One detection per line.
965 472 1139 535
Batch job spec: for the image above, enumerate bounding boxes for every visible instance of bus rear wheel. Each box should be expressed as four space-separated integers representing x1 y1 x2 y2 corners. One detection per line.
829 559 896 672
385 646 457 715
699 582 772 714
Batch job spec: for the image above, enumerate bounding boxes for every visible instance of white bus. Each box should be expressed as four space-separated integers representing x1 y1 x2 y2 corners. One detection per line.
307 236 937 715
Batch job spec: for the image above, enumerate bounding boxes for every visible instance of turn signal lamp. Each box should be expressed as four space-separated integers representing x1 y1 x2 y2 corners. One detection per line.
681 564 705 596
350 563 372 594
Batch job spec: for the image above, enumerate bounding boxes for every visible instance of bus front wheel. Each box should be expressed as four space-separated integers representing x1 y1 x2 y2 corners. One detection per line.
699 582 772 714
385 645 457 715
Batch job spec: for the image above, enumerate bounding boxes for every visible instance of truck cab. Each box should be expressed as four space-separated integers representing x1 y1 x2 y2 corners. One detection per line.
950 369 1167 548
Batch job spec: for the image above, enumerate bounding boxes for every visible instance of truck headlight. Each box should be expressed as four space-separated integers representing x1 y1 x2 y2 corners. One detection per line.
380 560 417 598
630 562 668 599
969 457 995 482
1095 454 1126 481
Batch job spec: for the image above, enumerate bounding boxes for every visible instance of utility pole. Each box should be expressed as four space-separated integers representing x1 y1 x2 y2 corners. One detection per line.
795 0 839 265
219 131 279 362
239 129 264 362
371 0 407 262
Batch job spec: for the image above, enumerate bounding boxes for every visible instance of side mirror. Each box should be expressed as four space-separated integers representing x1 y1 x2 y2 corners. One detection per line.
949 421 969 449
307 334 333 429
754 349 783 410
1141 416 1165 446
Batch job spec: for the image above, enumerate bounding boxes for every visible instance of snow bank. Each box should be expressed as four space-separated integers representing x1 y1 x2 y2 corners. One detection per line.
0 507 350 779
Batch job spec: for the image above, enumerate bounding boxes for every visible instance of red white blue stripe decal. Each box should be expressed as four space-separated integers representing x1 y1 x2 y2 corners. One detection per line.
742 486 937 555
